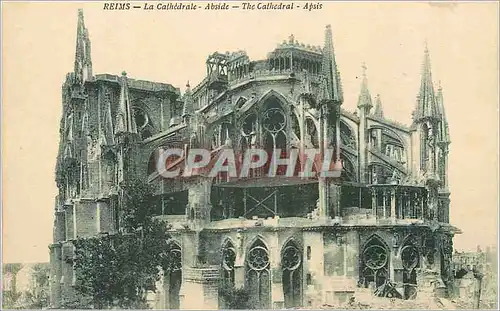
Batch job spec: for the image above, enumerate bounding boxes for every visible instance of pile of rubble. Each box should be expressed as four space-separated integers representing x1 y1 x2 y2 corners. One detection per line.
296 294 472 310
315 297 464 310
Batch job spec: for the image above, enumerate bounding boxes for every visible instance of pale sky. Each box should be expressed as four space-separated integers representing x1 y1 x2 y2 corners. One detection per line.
2 1 499 263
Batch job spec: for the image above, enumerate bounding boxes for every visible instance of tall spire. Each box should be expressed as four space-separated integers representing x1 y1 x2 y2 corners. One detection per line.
74 9 93 84
373 94 384 118
114 72 137 135
413 43 439 123
320 25 343 104
357 62 372 109
436 82 450 144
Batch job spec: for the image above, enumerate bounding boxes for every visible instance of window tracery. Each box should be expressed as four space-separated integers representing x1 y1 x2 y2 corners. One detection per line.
165 243 182 309
282 241 302 308
262 107 287 152
384 144 406 164
340 121 356 150
401 243 419 299
221 240 236 286
246 239 270 309
360 237 389 288
240 114 257 150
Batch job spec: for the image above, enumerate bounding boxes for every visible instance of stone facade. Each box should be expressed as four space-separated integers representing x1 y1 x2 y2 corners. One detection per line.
49 9 460 309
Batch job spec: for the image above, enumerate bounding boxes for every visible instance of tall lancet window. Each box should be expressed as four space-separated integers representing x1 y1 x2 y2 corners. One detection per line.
240 114 258 177
438 148 446 186
420 123 429 171
401 240 419 299
220 240 237 308
282 240 303 308
262 99 287 175
221 240 236 286
240 114 257 150
246 239 271 309
165 242 182 309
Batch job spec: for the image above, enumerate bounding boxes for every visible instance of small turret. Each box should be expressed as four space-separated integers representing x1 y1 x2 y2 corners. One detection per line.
436 82 450 145
114 71 137 135
182 81 194 122
357 63 372 111
373 94 384 118
357 63 372 183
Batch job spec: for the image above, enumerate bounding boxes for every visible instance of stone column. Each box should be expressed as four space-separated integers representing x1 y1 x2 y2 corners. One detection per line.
328 183 342 220
390 188 396 220
268 233 284 309
234 229 246 289
420 189 425 220
359 115 367 183
382 190 387 218
49 244 62 308
413 192 419 219
405 191 411 219
377 129 382 151
188 177 212 229
371 188 377 219
54 211 66 242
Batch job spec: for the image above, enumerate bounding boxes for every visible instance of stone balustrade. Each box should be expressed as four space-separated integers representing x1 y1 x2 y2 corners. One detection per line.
228 68 322 86
368 184 429 221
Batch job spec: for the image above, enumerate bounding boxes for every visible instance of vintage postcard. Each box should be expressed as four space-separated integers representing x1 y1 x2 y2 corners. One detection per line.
2 1 499 310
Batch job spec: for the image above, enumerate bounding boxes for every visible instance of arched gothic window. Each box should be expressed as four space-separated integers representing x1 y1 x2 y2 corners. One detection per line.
240 114 257 151
221 240 236 286
246 239 271 309
165 243 182 309
282 240 303 308
401 241 419 299
262 99 287 175
360 236 389 288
